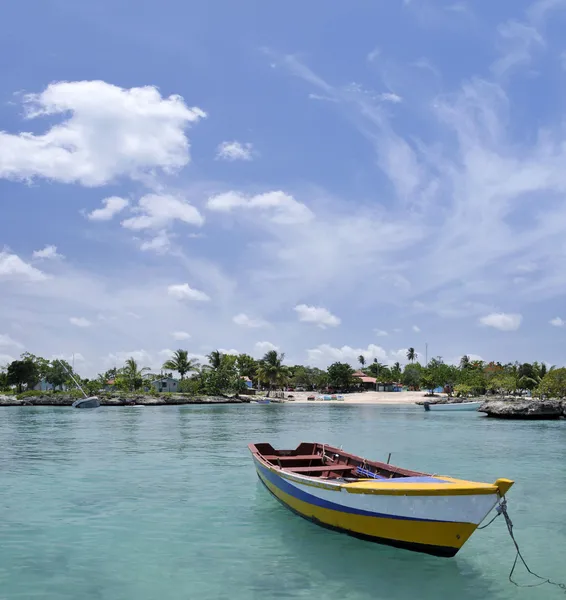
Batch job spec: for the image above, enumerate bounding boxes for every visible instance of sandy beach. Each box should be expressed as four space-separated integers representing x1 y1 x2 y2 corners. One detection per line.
288 390 432 405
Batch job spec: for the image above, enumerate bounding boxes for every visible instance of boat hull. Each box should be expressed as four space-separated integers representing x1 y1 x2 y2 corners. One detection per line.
252 457 500 557
424 401 481 412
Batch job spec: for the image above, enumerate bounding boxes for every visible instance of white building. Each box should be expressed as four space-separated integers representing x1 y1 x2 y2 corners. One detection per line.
150 377 179 393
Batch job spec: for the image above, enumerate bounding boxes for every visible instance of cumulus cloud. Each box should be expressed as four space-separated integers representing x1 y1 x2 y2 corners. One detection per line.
207 190 313 225
172 331 191 340
479 313 522 331
294 304 340 328
0 334 24 349
216 141 254 161
32 245 63 260
105 350 153 368
0 81 206 186
374 329 388 337
0 252 46 282
139 230 172 253
87 196 129 221
233 313 268 328
69 317 92 327
0 353 16 366
121 194 203 230
167 283 210 302
307 343 389 367
255 341 279 354
549 317 564 327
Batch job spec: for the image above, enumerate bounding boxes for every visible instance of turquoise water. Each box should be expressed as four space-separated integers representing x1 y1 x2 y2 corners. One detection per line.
1 404 565 600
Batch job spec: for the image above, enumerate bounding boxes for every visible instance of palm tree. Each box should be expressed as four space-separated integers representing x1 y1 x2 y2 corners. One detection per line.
121 357 150 391
207 350 224 370
358 355 366 369
162 349 200 380
459 355 470 370
406 348 417 363
256 350 287 396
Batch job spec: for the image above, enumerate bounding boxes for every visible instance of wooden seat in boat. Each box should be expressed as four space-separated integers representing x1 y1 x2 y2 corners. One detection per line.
263 454 321 462
285 465 356 474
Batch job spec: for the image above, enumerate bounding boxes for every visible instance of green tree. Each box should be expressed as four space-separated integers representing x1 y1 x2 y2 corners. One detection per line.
162 349 200 380
236 354 258 382
7 359 39 393
120 358 150 391
391 362 402 382
537 368 566 398
327 362 355 390
459 355 470 370
207 350 224 370
358 355 366 369
256 350 288 394
46 359 73 390
406 348 417 363
402 363 422 389
420 357 452 394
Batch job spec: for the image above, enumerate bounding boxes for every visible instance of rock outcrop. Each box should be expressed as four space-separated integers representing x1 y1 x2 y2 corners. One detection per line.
0 394 249 407
479 399 564 419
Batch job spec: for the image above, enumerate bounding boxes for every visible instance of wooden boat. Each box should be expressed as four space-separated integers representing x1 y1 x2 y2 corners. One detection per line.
249 442 513 557
424 401 481 412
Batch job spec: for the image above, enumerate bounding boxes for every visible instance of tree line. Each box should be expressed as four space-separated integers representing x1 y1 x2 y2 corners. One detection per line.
2 348 566 398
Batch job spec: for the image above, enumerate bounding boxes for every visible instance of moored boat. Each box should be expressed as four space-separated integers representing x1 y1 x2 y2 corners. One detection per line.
423 401 481 412
249 441 513 557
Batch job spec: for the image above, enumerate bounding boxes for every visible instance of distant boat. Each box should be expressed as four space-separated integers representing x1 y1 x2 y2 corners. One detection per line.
55 359 100 409
423 401 481 412
249 441 513 557
72 397 101 409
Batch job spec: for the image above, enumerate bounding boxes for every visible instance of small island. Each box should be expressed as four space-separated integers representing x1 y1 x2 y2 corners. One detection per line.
0 350 565 418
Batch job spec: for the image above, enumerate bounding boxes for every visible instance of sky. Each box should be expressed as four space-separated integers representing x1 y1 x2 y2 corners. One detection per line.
2 0 566 377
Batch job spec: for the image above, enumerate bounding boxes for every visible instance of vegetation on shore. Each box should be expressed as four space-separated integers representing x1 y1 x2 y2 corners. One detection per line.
2 349 566 399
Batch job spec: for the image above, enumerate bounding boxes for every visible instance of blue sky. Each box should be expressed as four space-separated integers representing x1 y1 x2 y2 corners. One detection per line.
2 0 566 376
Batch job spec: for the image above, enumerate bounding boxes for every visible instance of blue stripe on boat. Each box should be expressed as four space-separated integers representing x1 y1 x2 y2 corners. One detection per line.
256 461 451 523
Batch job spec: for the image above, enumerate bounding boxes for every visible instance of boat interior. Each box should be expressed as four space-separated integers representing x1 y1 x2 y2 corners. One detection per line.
250 442 430 482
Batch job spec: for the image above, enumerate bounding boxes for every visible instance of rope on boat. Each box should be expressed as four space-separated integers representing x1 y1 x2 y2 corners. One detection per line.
479 497 566 592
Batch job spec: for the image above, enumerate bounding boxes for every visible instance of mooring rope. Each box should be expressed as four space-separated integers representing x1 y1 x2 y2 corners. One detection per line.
480 497 566 592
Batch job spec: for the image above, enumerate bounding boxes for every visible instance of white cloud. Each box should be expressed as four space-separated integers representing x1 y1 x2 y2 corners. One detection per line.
374 329 388 337
216 141 254 161
0 334 24 349
172 331 191 340
121 194 203 230
87 196 129 221
492 21 545 77
479 313 522 331
219 348 239 356
255 341 279 354
52 352 85 363
307 343 389 368
412 325 421 332
550 317 565 327
0 252 46 282
167 283 210 302
69 317 92 327
0 353 16 366
233 313 268 328
32 245 63 260
158 348 175 360
379 92 403 103
139 230 172 253
207 190 313 225
294 304 340 328
0 81 206 186
105 350 153 369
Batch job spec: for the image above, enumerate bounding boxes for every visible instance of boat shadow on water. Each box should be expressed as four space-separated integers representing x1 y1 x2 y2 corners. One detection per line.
252 480 500 599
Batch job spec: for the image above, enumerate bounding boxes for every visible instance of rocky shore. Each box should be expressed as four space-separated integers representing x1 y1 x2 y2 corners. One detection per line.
0 393 250 407
479 399 565 419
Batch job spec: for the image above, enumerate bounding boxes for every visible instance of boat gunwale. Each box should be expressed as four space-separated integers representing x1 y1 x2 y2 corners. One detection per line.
249 442 505 497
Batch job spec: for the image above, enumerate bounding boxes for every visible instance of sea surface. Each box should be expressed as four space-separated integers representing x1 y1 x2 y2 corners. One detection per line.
1 403 565 600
